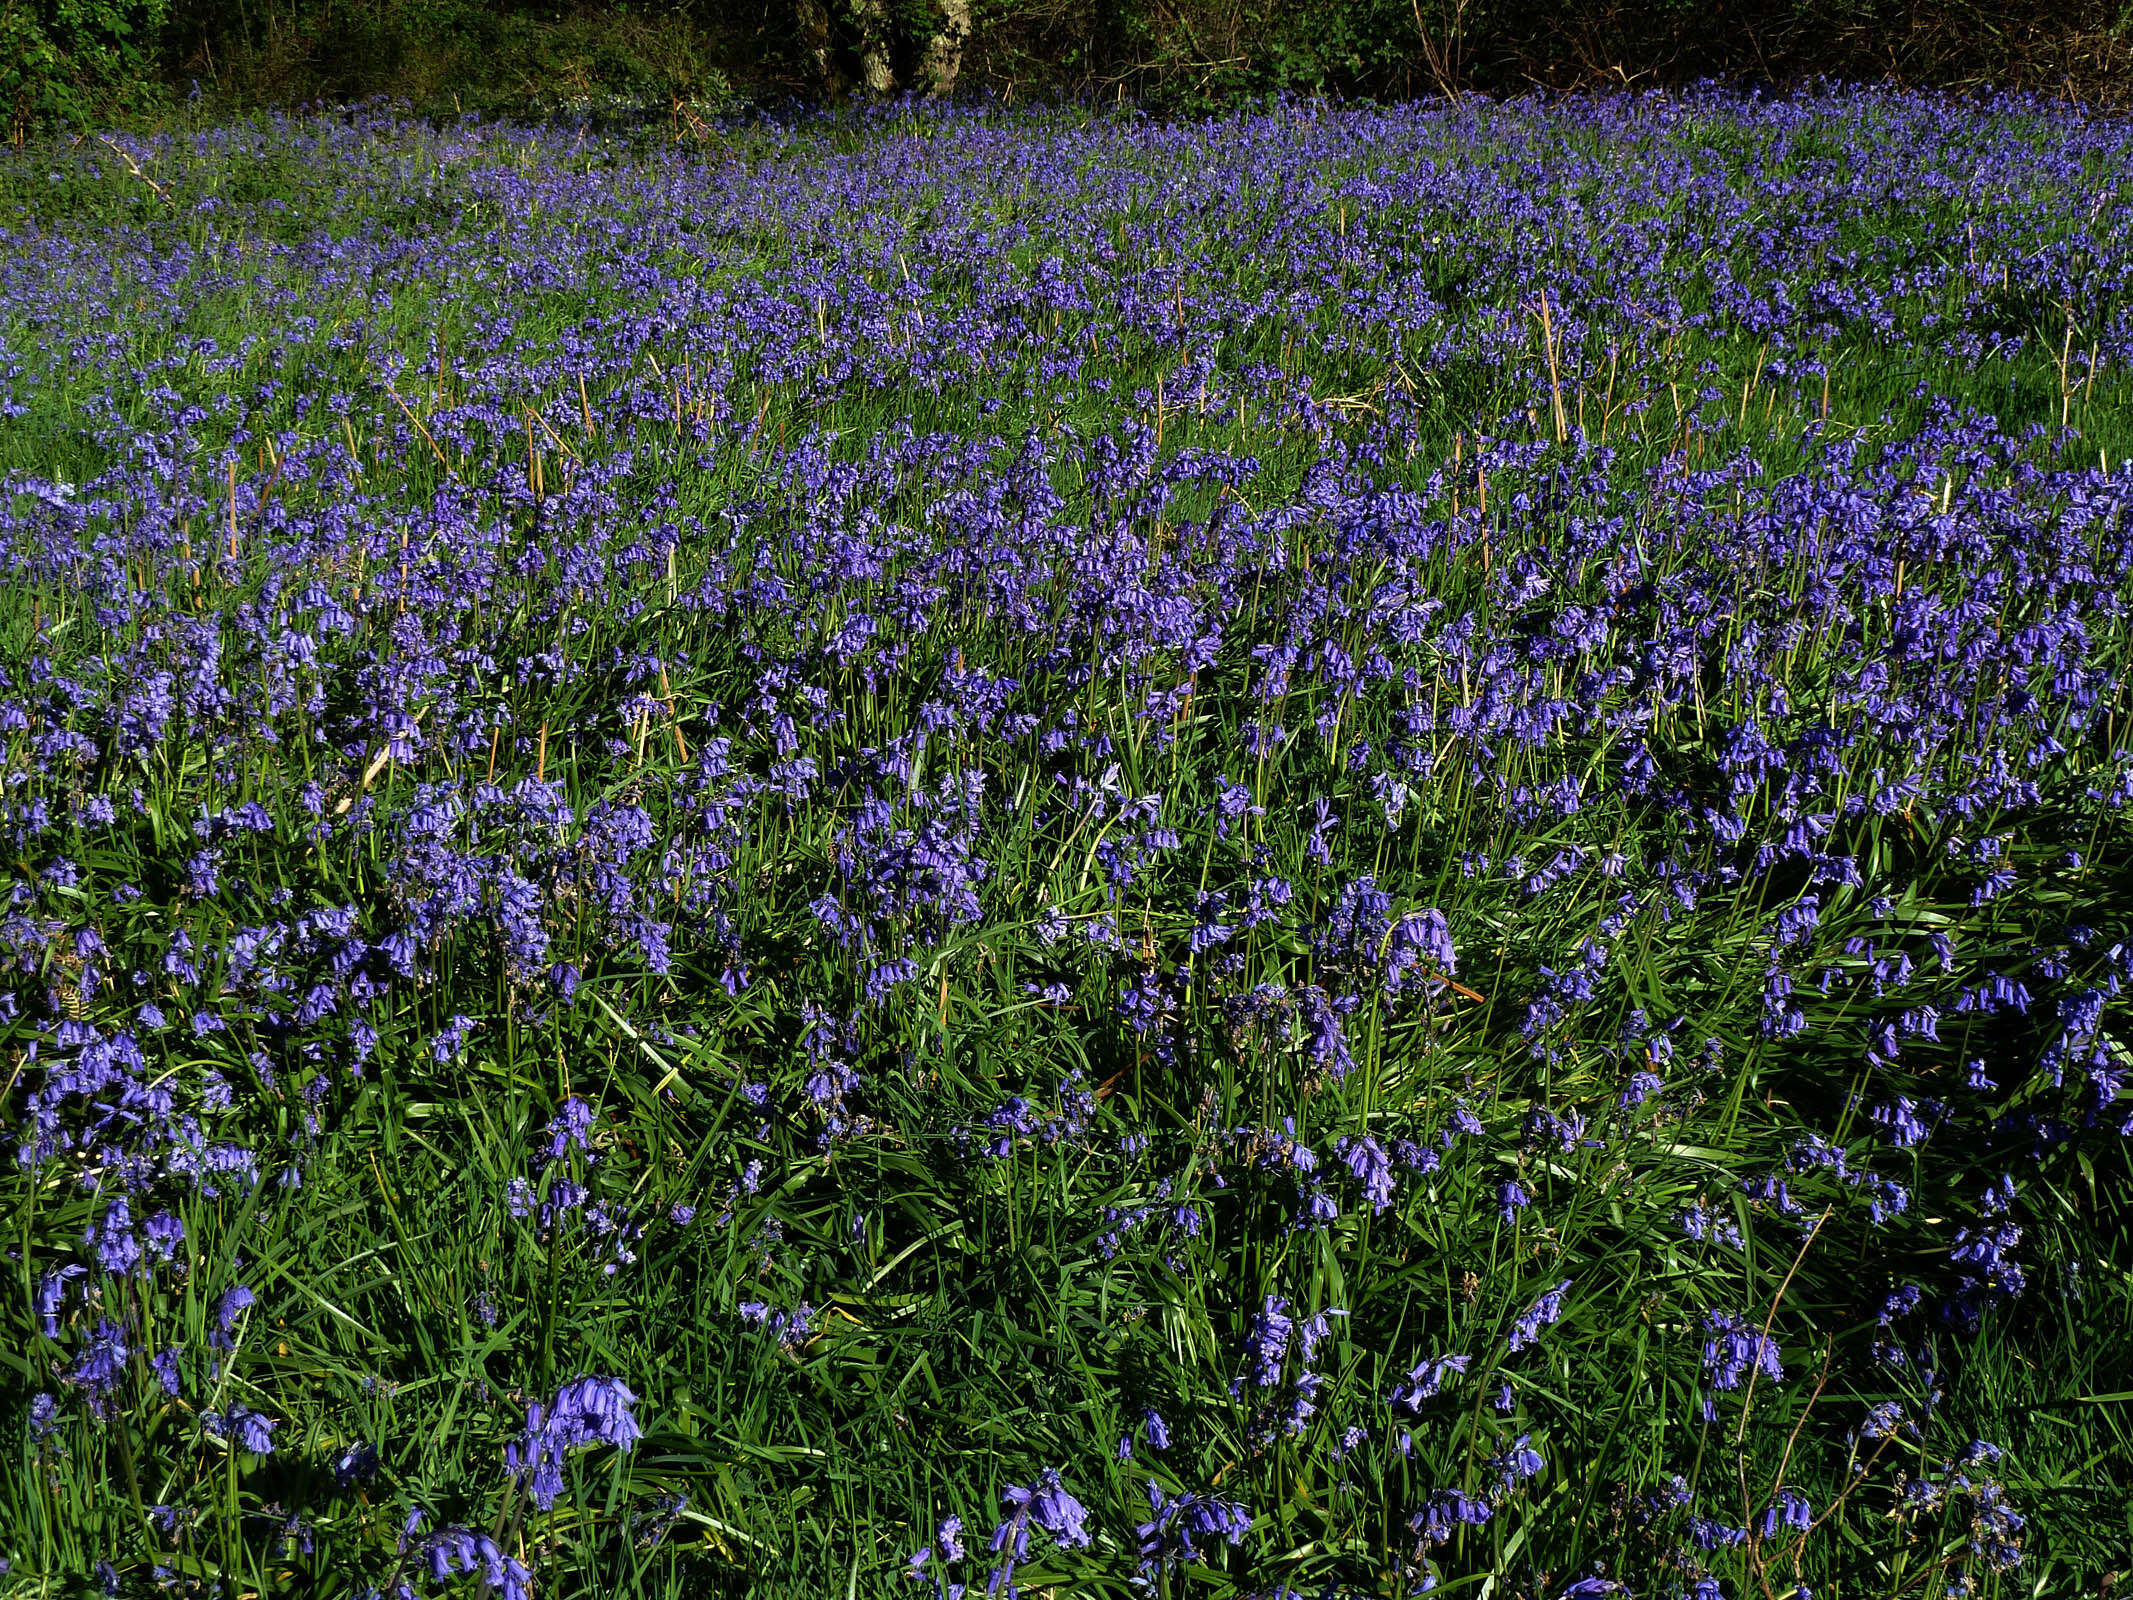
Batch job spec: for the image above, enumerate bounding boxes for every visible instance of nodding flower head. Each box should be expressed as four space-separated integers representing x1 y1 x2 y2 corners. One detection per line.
1507 1281 1571 1353
1489 1432 1546 1489
545 1095 597 1162
1702 1309 1782 1391
1390 1351 1470 1412
1758 1486 1813 1538
203 1403 278 1456
209 1285 256 1350
1136 1482 1249 1571
507 1375 640 1510
1409 1488 1492 1547
989 1465 1092 1587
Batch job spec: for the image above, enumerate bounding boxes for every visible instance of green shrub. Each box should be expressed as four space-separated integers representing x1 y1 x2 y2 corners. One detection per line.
3 0 169 132
172 0 735 119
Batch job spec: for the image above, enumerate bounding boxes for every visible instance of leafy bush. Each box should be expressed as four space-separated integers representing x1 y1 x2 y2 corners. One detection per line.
2 0 169 132
172 0 735 118
943 0 2133 102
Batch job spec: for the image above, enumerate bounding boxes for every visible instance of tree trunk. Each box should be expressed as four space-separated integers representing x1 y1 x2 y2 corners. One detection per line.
922 0 972 94
793 0 841 95
853 0 897 93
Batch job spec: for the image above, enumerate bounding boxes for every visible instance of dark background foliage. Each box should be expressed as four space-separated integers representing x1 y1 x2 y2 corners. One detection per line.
8 0 2133 133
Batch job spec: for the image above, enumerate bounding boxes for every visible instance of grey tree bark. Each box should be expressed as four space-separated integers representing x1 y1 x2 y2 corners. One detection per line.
853 0 897 93
793 0 841 94
922 0 972 94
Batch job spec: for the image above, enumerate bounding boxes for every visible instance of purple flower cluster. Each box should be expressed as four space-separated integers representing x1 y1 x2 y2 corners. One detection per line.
506 1376 642 1511
1135 1482 1250 1571
1232 1294 1345 1439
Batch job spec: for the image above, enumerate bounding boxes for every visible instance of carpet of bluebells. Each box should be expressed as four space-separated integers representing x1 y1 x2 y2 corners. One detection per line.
3 87 2133 1600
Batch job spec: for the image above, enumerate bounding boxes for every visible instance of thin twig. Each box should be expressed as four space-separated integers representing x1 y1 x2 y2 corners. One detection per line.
99 137 168 201
386 379 460 483
1736 1205 1832 1447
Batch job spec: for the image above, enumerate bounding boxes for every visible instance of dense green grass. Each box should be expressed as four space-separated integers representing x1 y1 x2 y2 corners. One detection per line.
2 93 2132 1600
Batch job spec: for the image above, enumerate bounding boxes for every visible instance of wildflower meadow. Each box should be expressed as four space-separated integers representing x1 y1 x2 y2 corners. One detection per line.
2 88 2131 1598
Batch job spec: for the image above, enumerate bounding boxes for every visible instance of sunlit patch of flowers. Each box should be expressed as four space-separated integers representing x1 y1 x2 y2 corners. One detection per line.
3 84 2128 1597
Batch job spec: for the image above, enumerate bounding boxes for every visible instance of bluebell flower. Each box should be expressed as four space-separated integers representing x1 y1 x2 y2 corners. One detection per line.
209 1284 255 1350
1856 1400 1906 1441
1758 1487 1812 1538
27 1392 60 1443
1489 1432 1545 1489
430 1013 476 1062
204 1404 278 1455
1498 1179 1532 1224
1690 1516 1747 1549
1702 1310 1782 1391
418 1525 533 1600
1390 1352 1469 1412
545 1095 596 1162
988 1467 1091 1592
1507 1280 1571 1352
738 1299 815 1351
85 1199 140 1276
1136 1482 1249 1570
66 1319 131 1411
507 1375 641 1510
1338 1134 1395 1210
333 1440 379 1487
1141 1407 1170 1450
1408 1489 1491 1546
